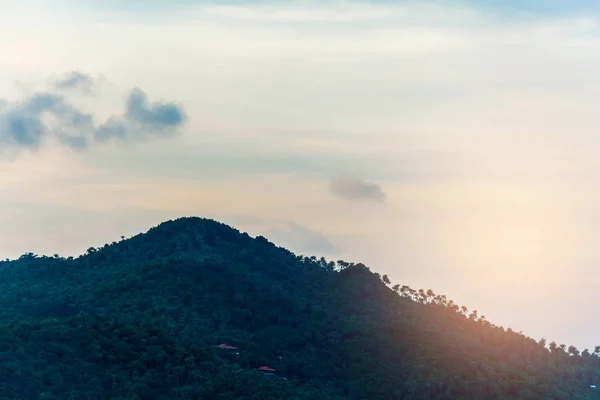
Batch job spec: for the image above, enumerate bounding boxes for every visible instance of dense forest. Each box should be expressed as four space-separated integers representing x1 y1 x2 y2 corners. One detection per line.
1 216 599 399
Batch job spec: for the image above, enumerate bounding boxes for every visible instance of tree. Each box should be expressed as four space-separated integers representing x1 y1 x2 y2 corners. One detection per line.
382 275 391 286
1 216 598 400
568 345 580 357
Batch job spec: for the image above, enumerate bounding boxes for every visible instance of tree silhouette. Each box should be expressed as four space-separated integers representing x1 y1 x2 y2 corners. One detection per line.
0 216 598 400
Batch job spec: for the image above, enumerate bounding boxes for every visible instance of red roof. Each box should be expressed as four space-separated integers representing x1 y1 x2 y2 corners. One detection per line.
217 344 239 350
258 366 276 372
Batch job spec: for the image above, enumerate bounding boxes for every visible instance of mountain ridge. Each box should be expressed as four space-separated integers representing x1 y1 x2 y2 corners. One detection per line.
1 216 599 399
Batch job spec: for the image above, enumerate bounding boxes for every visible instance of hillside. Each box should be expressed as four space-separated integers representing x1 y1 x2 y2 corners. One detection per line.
1 216 599 399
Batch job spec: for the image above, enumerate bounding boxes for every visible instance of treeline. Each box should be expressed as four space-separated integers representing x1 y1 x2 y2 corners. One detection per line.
0 217 598 399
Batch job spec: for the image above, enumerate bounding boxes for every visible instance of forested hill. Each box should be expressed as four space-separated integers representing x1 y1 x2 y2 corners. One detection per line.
1 217 599 399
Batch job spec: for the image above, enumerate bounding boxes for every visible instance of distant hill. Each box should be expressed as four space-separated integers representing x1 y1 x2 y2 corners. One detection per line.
1 216 599 399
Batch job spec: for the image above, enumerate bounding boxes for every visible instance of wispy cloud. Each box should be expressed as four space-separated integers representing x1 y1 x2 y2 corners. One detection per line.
265 221 338 256
329 174 386 203
0 73 187 158
52 70 95 93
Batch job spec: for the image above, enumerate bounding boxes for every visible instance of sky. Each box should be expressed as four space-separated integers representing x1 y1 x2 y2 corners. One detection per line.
2 0 600 350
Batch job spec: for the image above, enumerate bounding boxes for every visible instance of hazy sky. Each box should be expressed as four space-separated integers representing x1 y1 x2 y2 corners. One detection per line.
2 0 600 350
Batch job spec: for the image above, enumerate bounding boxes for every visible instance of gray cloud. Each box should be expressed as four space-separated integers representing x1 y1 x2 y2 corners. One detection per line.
0 76 187 157
53 70 95 93
93 87 187 143
94 117 127 143
329 173 386 202
265 222 339 256
1 93 94 151
126 87 186 127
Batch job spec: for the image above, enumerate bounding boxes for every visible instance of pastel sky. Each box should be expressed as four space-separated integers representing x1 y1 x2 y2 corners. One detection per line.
2 0 600 350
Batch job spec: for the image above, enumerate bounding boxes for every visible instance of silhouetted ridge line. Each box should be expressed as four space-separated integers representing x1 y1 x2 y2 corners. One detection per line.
0 216 597 399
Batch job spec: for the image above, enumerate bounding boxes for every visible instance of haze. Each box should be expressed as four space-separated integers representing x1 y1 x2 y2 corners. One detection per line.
2 0 600 350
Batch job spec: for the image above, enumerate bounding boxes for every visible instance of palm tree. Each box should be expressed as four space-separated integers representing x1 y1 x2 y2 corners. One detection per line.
582 349 591 358
426 289 435 303
568 345 580 357
418 289 426 304
439 295 448 306
382 274 391 286
399 285 410 297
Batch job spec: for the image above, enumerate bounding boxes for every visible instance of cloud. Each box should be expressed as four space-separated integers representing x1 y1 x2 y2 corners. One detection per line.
125 87 186 128
2 0 600 351
329 174 386 202
265 222 338 256
94 87 187 143
53 70 95 93
1 92 94 151
0 75 187 157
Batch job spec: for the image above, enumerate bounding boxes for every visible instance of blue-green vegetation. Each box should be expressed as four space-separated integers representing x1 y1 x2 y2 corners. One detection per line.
1 217 599 399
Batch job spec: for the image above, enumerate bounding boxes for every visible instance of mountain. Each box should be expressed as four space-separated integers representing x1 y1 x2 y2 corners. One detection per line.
0 216 599 399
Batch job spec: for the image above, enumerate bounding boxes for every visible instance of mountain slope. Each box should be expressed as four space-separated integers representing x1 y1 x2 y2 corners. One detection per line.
1 217 599 399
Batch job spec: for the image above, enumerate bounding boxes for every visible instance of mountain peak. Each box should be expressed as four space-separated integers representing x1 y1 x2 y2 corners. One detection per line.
0 217 597 399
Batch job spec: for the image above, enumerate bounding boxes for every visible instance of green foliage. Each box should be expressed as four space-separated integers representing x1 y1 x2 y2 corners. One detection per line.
0 217 599 399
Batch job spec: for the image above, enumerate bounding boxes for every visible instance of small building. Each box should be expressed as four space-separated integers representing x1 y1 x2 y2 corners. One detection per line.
257 366 277 376
217 343 238 350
